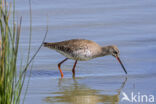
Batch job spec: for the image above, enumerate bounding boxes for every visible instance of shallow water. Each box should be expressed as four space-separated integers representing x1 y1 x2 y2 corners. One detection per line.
12 0 156 103
23 74 156 104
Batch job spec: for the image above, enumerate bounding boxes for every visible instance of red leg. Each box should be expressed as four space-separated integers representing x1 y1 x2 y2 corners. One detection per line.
58 58 68 78
72 60 78 77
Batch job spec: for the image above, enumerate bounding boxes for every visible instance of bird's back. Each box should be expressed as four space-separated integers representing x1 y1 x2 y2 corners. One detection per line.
43 39 102 61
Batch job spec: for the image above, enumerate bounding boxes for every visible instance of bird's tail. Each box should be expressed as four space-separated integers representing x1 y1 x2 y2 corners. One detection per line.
43 42 49 47
43 42 55 49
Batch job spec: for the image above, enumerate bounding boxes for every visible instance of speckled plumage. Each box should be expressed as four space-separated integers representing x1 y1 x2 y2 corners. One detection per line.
44 39 103 61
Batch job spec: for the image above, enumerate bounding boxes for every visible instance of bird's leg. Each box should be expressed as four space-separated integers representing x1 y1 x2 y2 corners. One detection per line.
72 60 78 77
58 58 68 78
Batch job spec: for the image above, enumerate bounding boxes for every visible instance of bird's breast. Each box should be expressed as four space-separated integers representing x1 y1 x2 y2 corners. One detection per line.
56 48 96 61
72 49 93 61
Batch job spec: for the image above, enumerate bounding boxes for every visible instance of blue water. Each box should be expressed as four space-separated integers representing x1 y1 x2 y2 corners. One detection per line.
12 0 156 103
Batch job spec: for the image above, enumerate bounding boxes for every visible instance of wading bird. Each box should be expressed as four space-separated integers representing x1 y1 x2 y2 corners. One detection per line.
44 39 127 77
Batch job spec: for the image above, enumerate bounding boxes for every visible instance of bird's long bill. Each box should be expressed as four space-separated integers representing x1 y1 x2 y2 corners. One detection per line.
116 56 127 74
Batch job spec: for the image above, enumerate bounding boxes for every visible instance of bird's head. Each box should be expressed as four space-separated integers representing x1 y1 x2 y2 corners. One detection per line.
108 45 120 57
103 45 127 74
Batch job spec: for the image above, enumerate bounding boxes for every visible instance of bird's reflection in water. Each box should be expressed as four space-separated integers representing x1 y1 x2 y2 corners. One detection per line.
44 77 127 104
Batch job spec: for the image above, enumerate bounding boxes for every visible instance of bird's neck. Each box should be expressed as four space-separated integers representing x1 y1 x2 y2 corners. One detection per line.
101 46 112 56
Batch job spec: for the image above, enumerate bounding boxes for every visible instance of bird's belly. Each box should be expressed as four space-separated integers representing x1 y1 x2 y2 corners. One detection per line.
72 54 93 61
56 49 94 61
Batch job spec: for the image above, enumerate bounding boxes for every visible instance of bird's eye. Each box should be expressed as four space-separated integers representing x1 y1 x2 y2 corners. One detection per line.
113 51 118 54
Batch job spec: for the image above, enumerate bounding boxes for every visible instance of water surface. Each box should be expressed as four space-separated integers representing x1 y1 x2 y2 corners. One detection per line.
12 0 156 103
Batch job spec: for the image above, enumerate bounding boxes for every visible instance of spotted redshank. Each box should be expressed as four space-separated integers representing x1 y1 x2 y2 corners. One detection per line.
44 39 127 77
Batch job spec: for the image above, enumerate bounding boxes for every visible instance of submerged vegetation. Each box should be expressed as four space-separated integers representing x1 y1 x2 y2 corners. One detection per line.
0 0 48 103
